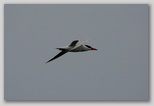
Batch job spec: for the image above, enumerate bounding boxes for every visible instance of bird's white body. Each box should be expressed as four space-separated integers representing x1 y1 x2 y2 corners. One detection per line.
58 45 91 52
70 45 90 52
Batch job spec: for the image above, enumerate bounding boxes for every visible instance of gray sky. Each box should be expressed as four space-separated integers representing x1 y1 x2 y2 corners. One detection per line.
4 4 149 100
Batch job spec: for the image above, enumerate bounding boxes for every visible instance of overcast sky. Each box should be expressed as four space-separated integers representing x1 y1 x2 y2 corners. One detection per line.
4 4 149 100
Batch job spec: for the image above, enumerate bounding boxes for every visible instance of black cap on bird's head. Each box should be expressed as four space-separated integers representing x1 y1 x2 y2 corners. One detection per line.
85 45 97 50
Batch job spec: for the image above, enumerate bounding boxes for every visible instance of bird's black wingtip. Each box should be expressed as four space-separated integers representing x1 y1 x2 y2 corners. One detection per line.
46 61 49 64
46 59 53 64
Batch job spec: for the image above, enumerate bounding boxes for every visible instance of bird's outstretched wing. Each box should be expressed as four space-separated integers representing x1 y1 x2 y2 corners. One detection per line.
46 50 68 63
69 40 79 47
71 39 90 50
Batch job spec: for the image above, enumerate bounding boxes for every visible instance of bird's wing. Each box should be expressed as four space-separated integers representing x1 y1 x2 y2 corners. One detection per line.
71 39 90 50
46 50 68 63
69 40 79 47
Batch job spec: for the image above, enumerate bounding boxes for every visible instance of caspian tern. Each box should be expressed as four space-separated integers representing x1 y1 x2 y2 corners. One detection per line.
46 40 97 63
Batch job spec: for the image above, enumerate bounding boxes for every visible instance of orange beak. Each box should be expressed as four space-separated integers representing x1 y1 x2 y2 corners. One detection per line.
91 48 97 50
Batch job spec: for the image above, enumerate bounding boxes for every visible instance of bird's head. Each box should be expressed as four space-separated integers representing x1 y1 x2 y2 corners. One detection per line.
85 45 97 51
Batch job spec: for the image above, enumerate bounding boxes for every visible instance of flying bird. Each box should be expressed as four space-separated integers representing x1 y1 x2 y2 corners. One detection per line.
46 40 97 63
